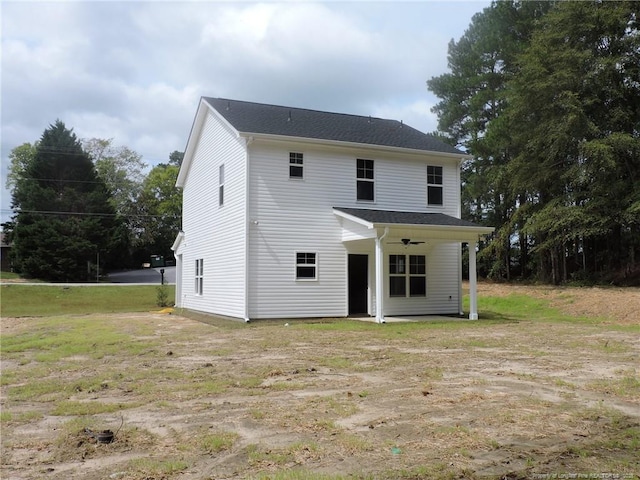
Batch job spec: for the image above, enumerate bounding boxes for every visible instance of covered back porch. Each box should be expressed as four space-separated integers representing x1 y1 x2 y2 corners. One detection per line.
334 207 494 323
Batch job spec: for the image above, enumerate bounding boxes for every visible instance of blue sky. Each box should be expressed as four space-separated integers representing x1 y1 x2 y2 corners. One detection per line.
1 0 490 224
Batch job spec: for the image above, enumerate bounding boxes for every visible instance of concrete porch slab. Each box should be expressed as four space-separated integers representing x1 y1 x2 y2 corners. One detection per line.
352 315 472 323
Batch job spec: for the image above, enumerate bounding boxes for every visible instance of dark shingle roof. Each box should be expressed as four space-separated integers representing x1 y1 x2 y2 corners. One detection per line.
334 207 487 228
204 97 463 155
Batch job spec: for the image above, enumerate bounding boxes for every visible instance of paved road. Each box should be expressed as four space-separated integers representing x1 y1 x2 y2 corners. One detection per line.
0 267 176 286
107 267 175 284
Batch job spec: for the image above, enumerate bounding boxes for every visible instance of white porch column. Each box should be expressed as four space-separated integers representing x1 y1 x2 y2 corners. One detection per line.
468 240 478 320
375 227 388 323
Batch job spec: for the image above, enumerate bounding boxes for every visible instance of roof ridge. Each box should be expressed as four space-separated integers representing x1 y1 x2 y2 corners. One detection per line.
207 97 399 125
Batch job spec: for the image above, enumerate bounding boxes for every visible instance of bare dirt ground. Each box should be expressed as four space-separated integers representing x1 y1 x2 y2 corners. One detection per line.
1 283 639 480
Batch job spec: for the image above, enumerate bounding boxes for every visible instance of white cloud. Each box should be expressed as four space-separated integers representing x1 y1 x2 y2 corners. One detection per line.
1 0 491 223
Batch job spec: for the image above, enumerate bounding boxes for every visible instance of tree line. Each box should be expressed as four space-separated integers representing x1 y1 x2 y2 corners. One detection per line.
428 0 639 285
3 120 182 281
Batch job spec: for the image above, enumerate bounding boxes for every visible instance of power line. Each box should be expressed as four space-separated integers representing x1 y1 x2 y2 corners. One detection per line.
10 176 148 186
0 208 180 220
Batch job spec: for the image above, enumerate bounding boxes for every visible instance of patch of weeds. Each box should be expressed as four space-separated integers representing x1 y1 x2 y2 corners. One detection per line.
233 376 264 389
0 370 17 386
384 463 459 480
9 378 70 402
435 424 472 436
200 430 238 454
298 395 357 424
251 470 349 480
418 366 443 381
51 400 139 416
127 457 189 476
599 339 631 353
553 378 577 389
318 356 354 370
249 408 266 420
206 347 234 357
0 410 44 423
335 432 375 453
267 381 307 391
155 284 171 307
248 444 293 468
566 445 590 458
2 317 155 363
177 373 230 398
310 419 338 432
586 374 640 399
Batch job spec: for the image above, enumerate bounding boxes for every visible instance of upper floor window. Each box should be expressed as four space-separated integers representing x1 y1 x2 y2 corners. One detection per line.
296 252 317 280
290 152 303 179
357 159 374 201
219 164 225 206
427 165 443 206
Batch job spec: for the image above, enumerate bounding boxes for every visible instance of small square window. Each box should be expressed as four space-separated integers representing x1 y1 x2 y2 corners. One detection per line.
296 252 317 280
290 152 303 178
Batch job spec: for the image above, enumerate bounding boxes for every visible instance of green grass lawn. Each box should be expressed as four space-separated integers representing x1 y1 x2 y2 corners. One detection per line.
0 271 23 280
0 285 175 317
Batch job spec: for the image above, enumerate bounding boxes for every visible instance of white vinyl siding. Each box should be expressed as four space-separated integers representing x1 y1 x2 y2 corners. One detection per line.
180 109 247 318
383 243 460 316
246 140 462 319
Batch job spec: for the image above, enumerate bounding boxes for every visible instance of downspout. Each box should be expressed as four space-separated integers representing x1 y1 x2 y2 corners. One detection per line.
243 136 254 323
375 227 389 324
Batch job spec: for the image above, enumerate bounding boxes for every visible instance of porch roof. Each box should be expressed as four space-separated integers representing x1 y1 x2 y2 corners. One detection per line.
333 207 494 239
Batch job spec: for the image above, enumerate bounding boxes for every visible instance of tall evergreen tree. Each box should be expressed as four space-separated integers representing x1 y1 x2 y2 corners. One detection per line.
10 121 126 281
428 0 553 278
507 0 640 283
429 0 639 284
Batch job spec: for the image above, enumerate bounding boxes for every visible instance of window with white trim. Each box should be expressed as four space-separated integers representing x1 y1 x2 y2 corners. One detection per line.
427 165 443 206
296 252 317 280
219 164 225 206
389 254 426 297
195 258 204 295
357 158 374 201
289 152 303 178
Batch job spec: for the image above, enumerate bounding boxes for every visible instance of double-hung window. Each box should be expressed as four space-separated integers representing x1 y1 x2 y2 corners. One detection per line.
289 152 303 178
357 159 374 201
219 164 225 206
195 258 204 295
389 254 426 297
427 165 443 206
296 252 317 280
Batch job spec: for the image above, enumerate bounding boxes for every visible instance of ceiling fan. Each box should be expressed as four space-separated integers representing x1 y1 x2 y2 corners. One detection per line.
388 238 425 246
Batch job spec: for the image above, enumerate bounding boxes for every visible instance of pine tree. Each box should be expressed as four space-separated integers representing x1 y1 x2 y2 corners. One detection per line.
10 120 126 281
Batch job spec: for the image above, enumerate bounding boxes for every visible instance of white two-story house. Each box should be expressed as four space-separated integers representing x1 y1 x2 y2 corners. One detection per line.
172 97 493 322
